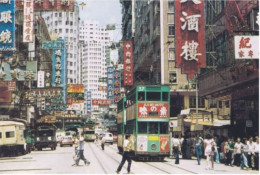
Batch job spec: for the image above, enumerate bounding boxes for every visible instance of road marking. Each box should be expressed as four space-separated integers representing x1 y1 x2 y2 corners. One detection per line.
0 168 52 172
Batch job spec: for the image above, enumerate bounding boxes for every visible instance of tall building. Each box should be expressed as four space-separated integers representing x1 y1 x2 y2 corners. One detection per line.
42 2 81 85
79 20 113 112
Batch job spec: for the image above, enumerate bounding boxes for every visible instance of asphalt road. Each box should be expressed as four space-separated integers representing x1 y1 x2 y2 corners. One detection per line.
0 142 258 174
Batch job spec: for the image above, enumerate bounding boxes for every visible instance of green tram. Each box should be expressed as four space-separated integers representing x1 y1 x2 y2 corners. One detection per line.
117 86 170 161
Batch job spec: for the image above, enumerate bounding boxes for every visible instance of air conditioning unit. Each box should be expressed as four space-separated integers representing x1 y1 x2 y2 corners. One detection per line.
190 83 196 89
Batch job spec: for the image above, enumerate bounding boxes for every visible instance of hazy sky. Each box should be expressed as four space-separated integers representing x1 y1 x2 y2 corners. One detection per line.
77 0 122 42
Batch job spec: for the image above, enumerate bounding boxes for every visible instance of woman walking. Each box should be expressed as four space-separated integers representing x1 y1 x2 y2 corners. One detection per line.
204 134 214 170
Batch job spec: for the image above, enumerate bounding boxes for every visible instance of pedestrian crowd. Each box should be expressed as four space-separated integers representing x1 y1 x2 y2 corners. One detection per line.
172 134 259 171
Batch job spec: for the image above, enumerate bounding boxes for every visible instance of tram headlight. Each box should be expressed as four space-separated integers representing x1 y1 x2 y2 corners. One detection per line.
48 137 51 140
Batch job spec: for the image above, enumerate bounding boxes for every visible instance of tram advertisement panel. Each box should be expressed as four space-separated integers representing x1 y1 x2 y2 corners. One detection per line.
138 103 169 118
160 136 169 152
137 136 148 152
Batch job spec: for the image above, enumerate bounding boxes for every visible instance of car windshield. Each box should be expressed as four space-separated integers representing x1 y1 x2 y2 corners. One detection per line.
64 137 72 140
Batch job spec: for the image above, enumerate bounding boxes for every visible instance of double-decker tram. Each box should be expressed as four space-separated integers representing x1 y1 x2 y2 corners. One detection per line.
117 86 170 161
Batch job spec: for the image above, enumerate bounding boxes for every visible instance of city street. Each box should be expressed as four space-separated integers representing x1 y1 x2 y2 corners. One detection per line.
0 142 258 174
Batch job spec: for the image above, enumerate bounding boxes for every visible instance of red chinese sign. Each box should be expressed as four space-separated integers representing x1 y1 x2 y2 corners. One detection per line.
92 99 113 106
138 103 169 118
175 0 205 79
160 136 169 152
16 0 74 11
123 41 133 86
7 81 16 91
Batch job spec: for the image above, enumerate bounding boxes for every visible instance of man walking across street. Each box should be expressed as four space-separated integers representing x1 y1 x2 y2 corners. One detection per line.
172 135 181 164
72 134 79 160
116 135 132 174
72 133 90 166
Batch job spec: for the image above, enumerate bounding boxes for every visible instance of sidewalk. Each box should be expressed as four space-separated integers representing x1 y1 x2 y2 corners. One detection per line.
165 157 259 174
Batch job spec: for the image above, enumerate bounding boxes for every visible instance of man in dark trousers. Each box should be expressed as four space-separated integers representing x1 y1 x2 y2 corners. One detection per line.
116 135 132 174
72 133 90 166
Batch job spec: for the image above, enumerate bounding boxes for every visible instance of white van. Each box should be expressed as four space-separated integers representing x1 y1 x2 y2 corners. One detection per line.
103 133 113 145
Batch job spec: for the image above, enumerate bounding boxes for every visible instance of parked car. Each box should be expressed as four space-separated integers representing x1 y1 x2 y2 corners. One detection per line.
103 133 113 145
60 136 73 147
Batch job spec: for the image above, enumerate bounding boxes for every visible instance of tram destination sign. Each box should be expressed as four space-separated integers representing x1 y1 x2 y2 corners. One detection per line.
138 103 169 118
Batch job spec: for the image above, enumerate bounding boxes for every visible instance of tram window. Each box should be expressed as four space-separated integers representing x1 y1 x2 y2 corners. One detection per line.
160 122 169 134
147 92 161 101
138 122 147 134
0 132 1 138
6 131 14 138
149 122 158 134
162 92 169 101
138 92 145 101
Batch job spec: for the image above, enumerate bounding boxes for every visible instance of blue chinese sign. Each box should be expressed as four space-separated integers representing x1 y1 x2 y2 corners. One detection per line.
107 66 114 100
0 0 16 52
42 38 67 110
113 70 121 103
86 91 91 116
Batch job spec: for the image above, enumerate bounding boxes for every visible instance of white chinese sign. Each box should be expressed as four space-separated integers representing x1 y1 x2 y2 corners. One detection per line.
23 0 34 43
234 35 259 59
37 71 45 88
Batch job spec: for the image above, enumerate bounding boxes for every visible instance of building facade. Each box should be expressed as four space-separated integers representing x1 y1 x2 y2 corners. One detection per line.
79 20 113 112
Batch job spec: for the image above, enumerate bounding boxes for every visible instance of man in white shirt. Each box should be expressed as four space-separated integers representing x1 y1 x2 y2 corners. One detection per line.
116 135 132 174
234 137 243 166
73 133 90 166
253 137 259 170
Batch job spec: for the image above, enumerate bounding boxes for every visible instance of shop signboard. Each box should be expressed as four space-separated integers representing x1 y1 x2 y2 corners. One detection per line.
123 41 133 86
175 0 205 79
234 35 259 59
0 0 16 51
16 0 74 11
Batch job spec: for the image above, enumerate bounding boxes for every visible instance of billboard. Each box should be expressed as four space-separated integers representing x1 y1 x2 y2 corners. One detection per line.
123 41 133 86
92 99 113 106
0 0 16 51
175 0 205 79
16 0 74 11
2 61 37 81
113 70 121 103
107 66 114 100
67 84 84 93
234 35 259 59
86 91 91 116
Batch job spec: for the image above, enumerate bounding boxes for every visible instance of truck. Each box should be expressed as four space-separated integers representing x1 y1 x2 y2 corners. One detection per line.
34 124 57 151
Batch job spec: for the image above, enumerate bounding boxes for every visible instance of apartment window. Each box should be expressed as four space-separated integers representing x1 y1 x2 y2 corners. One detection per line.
55 13 58 17
59 13 62 17
189 96 205 108
169 72 177 84
59 29 62 33
168 47 175 60
168 0 175 13
168 24 175 36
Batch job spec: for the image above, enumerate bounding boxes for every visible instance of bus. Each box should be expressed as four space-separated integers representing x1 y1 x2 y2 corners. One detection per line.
117 85 170 161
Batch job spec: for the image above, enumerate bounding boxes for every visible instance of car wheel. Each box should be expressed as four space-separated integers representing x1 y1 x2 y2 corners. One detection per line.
111 142 113 145
60 144 63 147
70 144 73 147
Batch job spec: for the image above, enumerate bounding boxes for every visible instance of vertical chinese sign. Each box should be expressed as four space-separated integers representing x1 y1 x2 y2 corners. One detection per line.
107 66 114 100
175 0 205 79
0 0 15 52
37 70 45 88
42 38 67 110
86 91 91 117
123 41 133 86
23 0 34 43
113 70 121 103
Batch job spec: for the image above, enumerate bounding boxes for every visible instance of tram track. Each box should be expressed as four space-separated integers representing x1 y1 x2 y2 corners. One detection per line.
87 142 108 174
107 144 197 174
